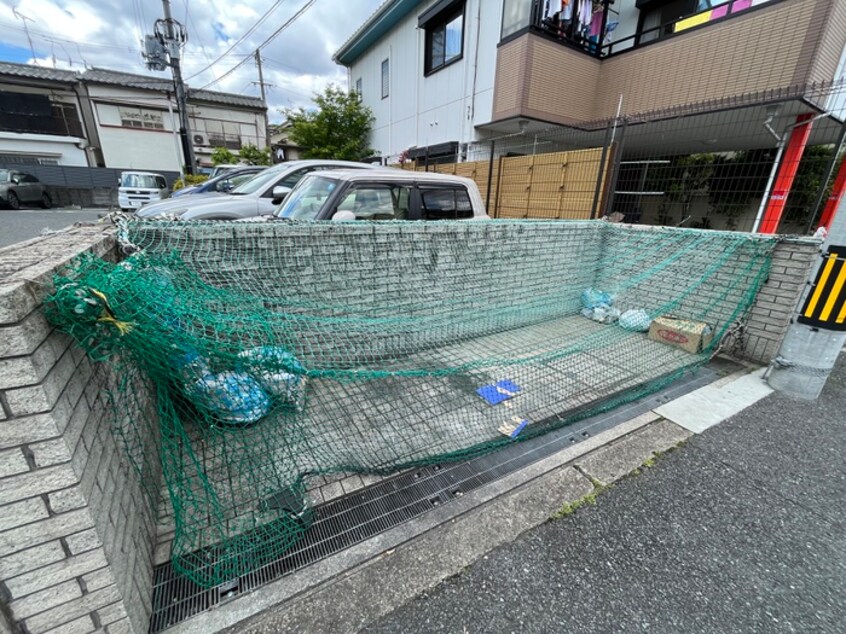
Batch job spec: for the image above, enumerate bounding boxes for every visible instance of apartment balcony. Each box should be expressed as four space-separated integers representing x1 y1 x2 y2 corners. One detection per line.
492 0 846 128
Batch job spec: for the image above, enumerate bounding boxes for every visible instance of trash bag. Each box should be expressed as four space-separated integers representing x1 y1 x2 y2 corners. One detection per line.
581 288 614 310
619 309 652 332
581 305 621 324
186 372 271 426
237 346 306 407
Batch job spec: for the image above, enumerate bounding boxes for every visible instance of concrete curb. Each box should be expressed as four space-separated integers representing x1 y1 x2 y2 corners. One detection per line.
167 368 768 634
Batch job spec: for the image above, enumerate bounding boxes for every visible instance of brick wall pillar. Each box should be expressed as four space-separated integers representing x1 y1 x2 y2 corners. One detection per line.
0 227 159 634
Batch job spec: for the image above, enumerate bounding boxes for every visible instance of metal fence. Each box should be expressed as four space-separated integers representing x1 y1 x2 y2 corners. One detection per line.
402 81 846 234
0 164 181 190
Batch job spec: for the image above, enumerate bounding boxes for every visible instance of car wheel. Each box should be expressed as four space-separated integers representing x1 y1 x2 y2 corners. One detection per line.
40 193 51 209
6 191 20 210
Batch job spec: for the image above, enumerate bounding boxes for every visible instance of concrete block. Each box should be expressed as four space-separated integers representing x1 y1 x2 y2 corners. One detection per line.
0 464 78 506
81 567 117 594
0 413 59 450
0 509 93 557
9 579 82 620
5 348 78 416
48 486 88 514
0 332 72 390
6 549 108 598
0 310 53 358
0 281 41 325
30 439 73 469
105 618 133 634
575 420 692 486
96 601 128 626
65 528 103 556
42 614 96 634
0 448 29 478
0 496 50 532
656 369 774 434
0 540 66 580
24 585 121 633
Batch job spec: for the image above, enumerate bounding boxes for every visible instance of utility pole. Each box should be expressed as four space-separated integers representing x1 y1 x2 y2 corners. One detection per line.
145 0 196 174
767 193 846 399
254 50 272 150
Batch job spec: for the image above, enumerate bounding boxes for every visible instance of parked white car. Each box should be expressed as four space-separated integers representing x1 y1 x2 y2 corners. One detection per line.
137 160 379 220
118 171 169 211
273 169 490 221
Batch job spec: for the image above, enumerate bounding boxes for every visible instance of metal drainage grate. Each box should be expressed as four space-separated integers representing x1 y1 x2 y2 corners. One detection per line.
149 360 737 632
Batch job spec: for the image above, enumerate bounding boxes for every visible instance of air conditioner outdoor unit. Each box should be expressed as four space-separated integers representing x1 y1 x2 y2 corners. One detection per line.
192 134 206 146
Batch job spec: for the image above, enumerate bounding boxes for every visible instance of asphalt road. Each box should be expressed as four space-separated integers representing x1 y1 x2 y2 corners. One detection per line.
0 208 104 248
365 355 846 634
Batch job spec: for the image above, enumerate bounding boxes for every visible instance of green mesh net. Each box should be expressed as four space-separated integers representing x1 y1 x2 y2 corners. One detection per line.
44 220 776 587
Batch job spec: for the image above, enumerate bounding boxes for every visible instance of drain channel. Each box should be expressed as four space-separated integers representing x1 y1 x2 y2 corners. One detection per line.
149 361 735 632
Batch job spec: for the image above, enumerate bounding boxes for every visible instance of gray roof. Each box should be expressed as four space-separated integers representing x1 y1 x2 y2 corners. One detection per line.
82 68 266 110
0 63 265 110
0 60 78 83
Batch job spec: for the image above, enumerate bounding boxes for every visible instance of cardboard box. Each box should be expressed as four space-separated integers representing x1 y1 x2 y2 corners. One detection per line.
648 317 714 354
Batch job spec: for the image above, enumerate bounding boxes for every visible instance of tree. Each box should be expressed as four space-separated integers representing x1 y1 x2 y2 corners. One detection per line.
283 85 375 161
211 147 236 165
238 143 271 166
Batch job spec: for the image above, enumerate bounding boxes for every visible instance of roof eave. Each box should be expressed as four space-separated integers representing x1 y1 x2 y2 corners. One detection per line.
333 0 422 67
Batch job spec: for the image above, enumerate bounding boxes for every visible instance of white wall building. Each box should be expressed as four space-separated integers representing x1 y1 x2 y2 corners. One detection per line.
0 63 89 166
335 0 502 164
0 62 267 172
82 68 267 172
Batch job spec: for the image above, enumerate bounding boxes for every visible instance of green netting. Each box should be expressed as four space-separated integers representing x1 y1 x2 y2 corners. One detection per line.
44 219 776 587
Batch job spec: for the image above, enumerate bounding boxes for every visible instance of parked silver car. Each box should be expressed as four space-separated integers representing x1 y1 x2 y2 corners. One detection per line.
136 160 378 220
0 169 51 209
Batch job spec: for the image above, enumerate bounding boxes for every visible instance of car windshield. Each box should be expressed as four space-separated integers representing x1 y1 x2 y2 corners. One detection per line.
230 166 285 195
120 173 160 189
277 175 338 220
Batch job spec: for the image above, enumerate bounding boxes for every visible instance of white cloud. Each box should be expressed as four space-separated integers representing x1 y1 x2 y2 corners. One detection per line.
0 0 384 121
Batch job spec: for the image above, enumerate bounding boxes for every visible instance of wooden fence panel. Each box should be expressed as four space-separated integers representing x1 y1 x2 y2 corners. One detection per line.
392 145 608 219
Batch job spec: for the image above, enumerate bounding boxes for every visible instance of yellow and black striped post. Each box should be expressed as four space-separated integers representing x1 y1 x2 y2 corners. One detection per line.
797 245 846 331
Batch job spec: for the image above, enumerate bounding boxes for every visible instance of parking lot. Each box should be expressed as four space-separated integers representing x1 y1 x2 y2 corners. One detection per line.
0 207 105 248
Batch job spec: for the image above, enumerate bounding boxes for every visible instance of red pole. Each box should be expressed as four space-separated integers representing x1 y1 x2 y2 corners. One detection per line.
817 154 846 231
759 113 815 234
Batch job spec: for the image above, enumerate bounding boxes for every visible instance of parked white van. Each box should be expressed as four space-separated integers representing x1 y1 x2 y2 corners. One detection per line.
118 171 170 211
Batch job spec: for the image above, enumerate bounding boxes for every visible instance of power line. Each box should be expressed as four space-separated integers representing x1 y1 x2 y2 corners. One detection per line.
183 0 290 81
197 0 316 90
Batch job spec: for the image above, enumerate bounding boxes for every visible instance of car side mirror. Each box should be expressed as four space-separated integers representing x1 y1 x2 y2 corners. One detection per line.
332 210 356 222
271 186 291 203
219 180 233 192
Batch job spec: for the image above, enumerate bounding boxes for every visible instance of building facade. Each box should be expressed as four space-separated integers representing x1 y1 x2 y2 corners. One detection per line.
335 0 846 162
0 63 90 167
0 62 267 172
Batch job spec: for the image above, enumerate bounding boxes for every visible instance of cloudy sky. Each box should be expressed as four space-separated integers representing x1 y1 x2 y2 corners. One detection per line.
0 0 383 121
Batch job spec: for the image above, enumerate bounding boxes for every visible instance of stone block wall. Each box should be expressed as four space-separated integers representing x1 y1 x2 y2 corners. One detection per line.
0 227 160 634
739 237 820 364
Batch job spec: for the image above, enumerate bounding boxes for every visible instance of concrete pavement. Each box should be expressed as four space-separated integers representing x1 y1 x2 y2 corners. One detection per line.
364 354 846 634
0 208 104 248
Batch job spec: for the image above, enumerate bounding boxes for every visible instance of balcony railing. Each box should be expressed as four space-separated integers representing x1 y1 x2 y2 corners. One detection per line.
518 0 780 59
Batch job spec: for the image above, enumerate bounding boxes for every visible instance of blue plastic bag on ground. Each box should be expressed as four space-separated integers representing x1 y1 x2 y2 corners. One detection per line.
581 288 614 310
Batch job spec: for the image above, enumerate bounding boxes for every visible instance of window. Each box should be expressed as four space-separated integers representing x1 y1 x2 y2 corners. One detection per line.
424 3 464 74
381 59 389 99
419 186 473 220
118 106 165 130
338 184 411 220
500 0 531 39
355 77 362 95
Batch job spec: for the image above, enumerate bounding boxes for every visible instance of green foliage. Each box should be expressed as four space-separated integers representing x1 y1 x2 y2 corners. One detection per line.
172 174 209 191
283 85 375 161
238 143 272 166
211 147 237 166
